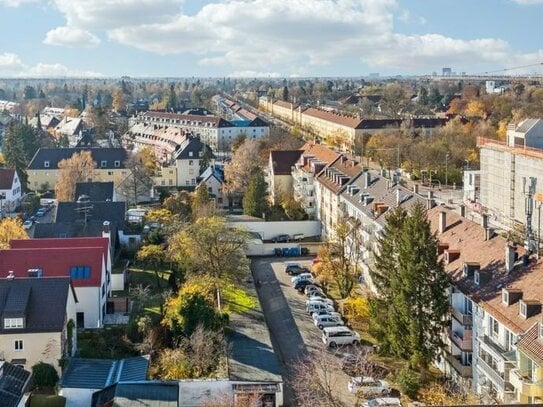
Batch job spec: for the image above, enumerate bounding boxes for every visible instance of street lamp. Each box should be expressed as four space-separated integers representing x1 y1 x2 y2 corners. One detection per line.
445 152 450 187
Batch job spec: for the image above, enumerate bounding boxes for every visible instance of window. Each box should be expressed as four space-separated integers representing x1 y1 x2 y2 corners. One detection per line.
474 271 480 285
70 266 91 279
100 160 107 168
14 340 23 351
108 171 113 176
189 160 194 166
4 318 23 329
44 161 50 168
502 291 509 304
189 169 194 175
208 187 213 193
114 160 121 168
491 317 499 336
191 178 196 185
520 301 527 318
27 268 42 278
161 180 165 186
186 180 190 186
189 151 193 157
168 180 173 186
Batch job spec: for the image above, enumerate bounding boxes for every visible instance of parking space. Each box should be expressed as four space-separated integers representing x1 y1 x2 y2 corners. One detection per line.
252 257 358 407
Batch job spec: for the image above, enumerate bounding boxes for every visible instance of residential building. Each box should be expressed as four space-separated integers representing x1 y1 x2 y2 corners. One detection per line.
27 147 128 191
315 155 365 236
0 169 22 214
479 119 543 230
0 237 111 329
0 277 77 374
59 356 149 407
54 117 84 147
292 143 340 217
512 322 543 404
0 100 19 113
74 181 115 202
198 163 231 208
427 206 543 403
463 170 481 204
268 150 304 204
0 114 13 141
0 361 32 407
259 97 305 124
172 136 214 188
128 111 268 156
28 114 60 134
92 381 179 407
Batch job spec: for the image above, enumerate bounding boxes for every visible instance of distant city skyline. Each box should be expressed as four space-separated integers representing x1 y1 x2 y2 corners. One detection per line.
0 0 542 78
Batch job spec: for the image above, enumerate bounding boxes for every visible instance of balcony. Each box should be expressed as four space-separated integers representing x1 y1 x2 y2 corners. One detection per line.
444 352 472 377
477 354 515 393
450 307 473 326
510 369 543 399
449 328 473 351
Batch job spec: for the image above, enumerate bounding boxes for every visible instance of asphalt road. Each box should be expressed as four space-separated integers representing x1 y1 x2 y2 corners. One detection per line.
252 257 357 407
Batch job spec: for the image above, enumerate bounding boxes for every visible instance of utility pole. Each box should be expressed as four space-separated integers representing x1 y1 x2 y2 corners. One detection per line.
445 152 450 187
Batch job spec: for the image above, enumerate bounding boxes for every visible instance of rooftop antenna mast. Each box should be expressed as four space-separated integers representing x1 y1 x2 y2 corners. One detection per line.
523 176 537 253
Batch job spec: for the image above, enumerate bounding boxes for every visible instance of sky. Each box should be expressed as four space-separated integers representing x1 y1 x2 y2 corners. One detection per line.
0 0 542 78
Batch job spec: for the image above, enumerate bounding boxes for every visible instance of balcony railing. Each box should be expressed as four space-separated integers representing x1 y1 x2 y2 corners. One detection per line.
449 328 473 351
477 355 514 393
450 307 473 326
511 369 543 398
444 352 472 377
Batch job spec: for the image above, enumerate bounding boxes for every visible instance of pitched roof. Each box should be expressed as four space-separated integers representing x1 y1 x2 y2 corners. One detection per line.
298 143 341 172
358 119 401 129
91 381 179 407
55 117 83 136
303 107 363 129
0 277 72 333
173 137 214 160
273 100 299 110
60 356 149 389
55 201 126 225
0 169 15 190
516 323 543 365
427 206 541 334
0 361 31 407
316 155 365 194
75 182 114 202
269 150 303 175
28 148 128 170
0 246 105 288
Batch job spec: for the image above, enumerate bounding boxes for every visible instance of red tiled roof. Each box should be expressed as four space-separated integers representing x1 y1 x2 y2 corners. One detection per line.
303 107 363 128
273 100 299 110
0 246 105 287
516 323 543 365
10 237 110 264
298 143 341 172
270 150 304 175
0 169 15 190
316 155 364 194
141 111 222 125
427 206 541 334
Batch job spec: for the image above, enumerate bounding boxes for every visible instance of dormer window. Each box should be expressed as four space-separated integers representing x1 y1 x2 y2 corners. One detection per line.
189 151 194 157
474 271 480 286
100 160 107 168
4 318 23 329
502 291 509 305
44 161 50 168
114 160 121 168
520 302 527 318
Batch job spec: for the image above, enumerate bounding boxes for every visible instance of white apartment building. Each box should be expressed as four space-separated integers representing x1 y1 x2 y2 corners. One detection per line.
0 169 21 214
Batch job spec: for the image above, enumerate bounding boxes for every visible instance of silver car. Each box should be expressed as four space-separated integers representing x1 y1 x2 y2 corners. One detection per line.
314 314 344 330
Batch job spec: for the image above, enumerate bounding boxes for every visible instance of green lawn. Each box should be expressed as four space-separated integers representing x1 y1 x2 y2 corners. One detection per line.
222 284 257 314
30 395 66 407
127 267 170 294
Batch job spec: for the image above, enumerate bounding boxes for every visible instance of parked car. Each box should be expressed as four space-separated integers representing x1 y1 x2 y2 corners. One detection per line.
304 285 323 295
35 208 46 217
272 234 290 243
321 326 360 347
307 301 335 315
348 377 390 395
291 273 313 284
361 398 401 407
306 297 334 307
294 280 315 292
312 310 343 321
286 265 310 275
314 314 344 330
292 233 305 241
306 290 327 300
23 220 33 230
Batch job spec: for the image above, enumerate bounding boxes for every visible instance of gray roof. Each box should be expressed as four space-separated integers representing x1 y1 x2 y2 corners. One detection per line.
74 182 115 202
28 147 128 170
60 356 149 389
515 118 541 133
174 137 214 160
0 277 71 334
55 201 126 225
0 362 31 407
91 381 179 407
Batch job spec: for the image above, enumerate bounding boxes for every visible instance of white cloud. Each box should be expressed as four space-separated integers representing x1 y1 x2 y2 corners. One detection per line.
0 52 103 77
43 0 543 75
44 26 100 48
228 70 281 78
0 0 39 7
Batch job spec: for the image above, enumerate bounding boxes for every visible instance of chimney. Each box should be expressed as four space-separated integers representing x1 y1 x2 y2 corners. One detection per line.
459 204 466 218
103 221 110 235
427 190 434 200
396 189 402 206
426 190 434 210
413 184 419 194
505 244 516 273
439 211 447 234
484 228 494 241
364 171 371 189
482 213 488 229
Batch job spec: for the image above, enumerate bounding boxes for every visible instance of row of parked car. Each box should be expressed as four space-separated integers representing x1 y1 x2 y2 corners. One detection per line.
286 261 400 406
22 200 55 229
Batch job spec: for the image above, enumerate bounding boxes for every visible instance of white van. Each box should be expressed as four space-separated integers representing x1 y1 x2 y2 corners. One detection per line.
306 301 334 315
322 326 360 347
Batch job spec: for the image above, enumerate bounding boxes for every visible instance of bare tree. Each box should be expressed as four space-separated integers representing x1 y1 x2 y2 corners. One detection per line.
117 152 154 205
223 139 260 198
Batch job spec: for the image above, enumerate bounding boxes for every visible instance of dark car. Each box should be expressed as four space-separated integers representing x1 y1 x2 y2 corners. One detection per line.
294 279 317 292
272 234 290 243
286 265 310 276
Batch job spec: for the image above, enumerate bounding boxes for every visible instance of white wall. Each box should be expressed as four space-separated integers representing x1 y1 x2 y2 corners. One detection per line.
111 272 125 291
228 220 321 240
59 388 97 407
75 286 102 328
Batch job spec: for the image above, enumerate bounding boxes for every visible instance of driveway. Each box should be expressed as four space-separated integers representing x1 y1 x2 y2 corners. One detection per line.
252 257 357 407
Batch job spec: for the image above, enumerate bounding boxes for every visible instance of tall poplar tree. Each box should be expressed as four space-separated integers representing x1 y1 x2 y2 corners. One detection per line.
242 168 268 218
369 204 450 370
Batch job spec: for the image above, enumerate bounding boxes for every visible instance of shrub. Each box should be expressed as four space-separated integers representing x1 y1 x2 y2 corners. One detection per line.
32 362 59 388
397 367 421 399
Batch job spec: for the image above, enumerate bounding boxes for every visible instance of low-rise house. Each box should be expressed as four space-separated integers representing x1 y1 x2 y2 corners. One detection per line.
173 136 214 188
198 164 230 208
0 361 32 407
292 143 340 217
0 169 22 214
0 277 77 374
59 356 149 407
0 237 111 329
268 150 304 204
54 117 83 147
92 381 179 407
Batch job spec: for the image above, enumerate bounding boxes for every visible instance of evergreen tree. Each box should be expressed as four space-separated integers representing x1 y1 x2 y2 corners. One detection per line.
242 168 268 218
429 86 442 108
418 87 429 106
199 146 212 174
282 86 289 102
369 204 450 369
166 84 177 111
3 122 29 191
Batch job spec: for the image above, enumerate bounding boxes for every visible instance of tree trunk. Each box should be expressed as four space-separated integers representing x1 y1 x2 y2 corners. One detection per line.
216 286 222 312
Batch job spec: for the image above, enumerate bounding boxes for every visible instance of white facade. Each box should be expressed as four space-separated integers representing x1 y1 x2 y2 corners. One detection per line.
463 170 480 203
0 171 21 214
74 256 110 329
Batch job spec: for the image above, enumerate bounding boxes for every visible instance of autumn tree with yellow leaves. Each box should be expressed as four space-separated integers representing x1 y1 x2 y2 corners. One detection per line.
54 151 97 202
0 217 28 249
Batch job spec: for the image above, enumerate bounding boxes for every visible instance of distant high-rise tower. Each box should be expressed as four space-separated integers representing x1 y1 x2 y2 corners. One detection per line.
442 67 452 76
